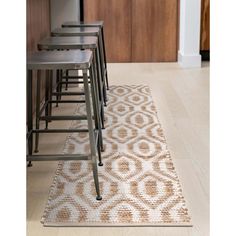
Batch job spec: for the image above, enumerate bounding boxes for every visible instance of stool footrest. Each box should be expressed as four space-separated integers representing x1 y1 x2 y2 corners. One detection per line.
32 128 89 133
49 100 85 103
27 154 90 161
52 92 85 96
59 81 83 84
40 115 88 121
62 76 85 79
27 131 99 161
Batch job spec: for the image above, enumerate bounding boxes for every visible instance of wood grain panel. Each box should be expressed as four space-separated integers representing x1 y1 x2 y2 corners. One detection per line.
177 0 180 54
27 0 51 111
84 0 132 62
200 0 210 50
131 0 178 62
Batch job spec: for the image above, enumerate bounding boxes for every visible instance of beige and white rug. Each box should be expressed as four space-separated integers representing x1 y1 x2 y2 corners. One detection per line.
42 85 191 226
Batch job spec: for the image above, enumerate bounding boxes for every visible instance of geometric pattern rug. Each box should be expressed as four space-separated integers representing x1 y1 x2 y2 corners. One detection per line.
41 85 191 226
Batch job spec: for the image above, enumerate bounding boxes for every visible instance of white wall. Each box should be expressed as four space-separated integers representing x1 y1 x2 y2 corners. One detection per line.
50 0 80 31
178 0 202 68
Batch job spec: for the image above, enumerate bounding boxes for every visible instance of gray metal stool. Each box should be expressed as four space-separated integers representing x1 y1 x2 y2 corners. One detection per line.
62 21 109 91
27 50 103 200
51 27 108 103
36 36 106 154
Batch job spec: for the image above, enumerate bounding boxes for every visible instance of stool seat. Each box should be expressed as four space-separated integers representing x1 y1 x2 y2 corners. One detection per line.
51 27 100 37
27 50 93 70
62 21 104 28
38 36 98 50
58 22 110 92
37 35 106 123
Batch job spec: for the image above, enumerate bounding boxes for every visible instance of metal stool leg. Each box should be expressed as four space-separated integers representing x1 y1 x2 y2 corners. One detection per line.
45 70 50 129
90 63 103 166
65 70 69 90
96 46 107 106
59 70 63 101
56 69 60 107
91 58 104 152
27 69 33 167
94 49 105 128
34 70 41 153
49 70 53 118
83 69 102 201
98 35 108 105
101 27 109 90
27 161 33 167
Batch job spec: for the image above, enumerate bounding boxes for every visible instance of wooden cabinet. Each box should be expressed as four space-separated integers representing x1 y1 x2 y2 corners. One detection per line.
27 0 51 111
131 0 178 62
84 0 178 62
200 0 210 51
84 0 132 62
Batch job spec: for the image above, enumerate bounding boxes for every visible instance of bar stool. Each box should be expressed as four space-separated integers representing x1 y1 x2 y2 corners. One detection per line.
62 21 109 90
27 50 103 200
51 27 108 102
36 36 106 153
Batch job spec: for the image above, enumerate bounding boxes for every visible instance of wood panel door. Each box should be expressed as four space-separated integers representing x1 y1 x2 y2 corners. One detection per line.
131 0 178 62
84 0 178 62
200 0 210 51
84 0 132 62
27 0 51 111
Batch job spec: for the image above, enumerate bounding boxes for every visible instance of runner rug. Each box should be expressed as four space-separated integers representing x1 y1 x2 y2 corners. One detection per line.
42 85 191 226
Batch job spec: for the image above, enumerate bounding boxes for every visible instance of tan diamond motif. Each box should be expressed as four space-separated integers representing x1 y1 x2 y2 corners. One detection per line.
42 85 191 226
107 124 138 143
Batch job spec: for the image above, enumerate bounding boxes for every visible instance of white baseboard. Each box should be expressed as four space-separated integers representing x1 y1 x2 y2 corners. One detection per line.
178 51 202 68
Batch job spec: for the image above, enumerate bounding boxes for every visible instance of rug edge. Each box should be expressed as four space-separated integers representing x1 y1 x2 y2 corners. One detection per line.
43 222 193 227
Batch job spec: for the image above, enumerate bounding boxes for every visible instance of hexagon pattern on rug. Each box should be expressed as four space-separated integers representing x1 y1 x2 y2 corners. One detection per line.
42 85 191 226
